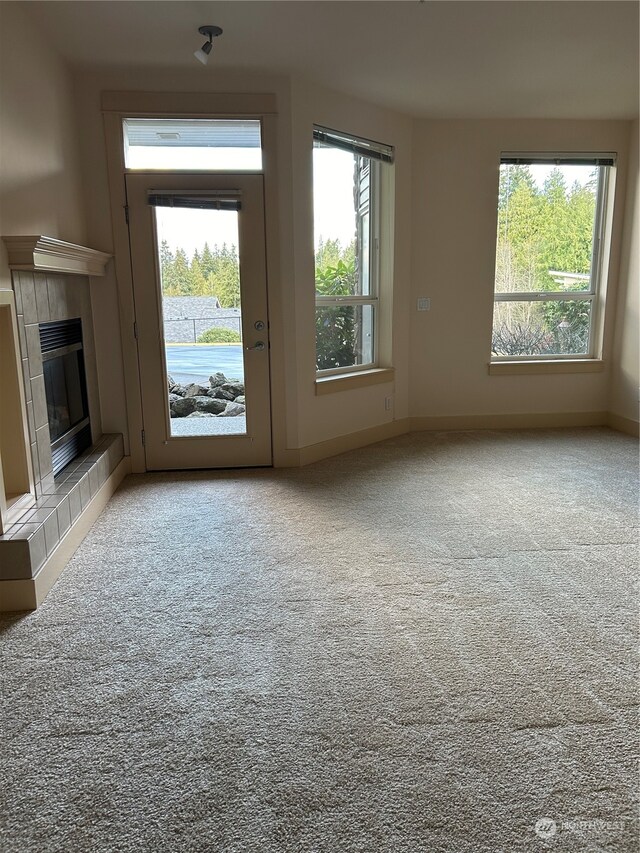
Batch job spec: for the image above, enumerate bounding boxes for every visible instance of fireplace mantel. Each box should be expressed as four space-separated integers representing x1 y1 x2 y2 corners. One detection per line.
2 236 111 277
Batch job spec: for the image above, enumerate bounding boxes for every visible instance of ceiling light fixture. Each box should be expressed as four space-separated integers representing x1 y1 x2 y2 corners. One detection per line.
194 25 223 65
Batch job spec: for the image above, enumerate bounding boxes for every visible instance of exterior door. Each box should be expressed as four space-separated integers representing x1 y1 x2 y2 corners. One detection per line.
126 173 271 469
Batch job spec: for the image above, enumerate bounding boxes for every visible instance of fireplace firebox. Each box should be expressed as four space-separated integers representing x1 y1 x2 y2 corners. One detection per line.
39 319 92 476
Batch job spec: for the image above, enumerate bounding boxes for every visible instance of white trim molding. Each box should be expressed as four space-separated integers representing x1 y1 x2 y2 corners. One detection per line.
488 359 605 375
101 91 277 116
410 412 609 431
315 367 395 395
2 236 111 277
607 412 640 438
275 418 410 467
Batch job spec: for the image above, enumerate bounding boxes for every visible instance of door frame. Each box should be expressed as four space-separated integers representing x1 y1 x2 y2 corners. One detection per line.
102 93 291 472
126 171 272 469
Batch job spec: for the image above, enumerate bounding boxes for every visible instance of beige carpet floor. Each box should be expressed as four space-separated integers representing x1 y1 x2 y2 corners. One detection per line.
1 427 638 852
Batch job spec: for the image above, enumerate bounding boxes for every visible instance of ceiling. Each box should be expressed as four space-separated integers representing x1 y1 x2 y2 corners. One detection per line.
12 1 640 119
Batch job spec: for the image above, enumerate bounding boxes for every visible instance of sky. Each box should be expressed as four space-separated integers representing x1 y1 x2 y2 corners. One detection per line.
155 207 240 258
514 163 595 191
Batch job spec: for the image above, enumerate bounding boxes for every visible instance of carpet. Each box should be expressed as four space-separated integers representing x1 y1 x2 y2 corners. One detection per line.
1 427 638 852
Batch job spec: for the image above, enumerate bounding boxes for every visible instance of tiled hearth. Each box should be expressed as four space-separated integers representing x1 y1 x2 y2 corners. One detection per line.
0 434 124 580
0 238 128 610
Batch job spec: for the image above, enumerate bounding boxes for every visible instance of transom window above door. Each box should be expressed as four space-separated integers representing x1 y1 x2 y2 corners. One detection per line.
122 118 262 170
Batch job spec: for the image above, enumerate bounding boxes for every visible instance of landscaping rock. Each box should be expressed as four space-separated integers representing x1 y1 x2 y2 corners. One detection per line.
219 401 246 417
170 396 197 417
167 372 246 417
221 382 245 397
209 388 235 401
184 383 209 397
187 411 217 418
193 396 227 415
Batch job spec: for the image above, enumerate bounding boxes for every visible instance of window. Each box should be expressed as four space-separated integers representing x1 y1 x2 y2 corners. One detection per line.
313 126 393 374
491 153 614 360
123 118 262 170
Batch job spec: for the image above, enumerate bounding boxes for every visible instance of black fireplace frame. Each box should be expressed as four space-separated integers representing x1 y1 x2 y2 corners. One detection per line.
40 319 92 476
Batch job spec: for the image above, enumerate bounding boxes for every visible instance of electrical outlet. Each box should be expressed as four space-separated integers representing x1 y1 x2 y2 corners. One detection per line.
417 297 430 311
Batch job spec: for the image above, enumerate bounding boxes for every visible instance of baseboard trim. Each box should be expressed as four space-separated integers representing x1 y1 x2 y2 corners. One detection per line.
276 410 634 466
277 419 410 468
410 411 609 432
0 456 131 612
607 411 640 437
272 446 303 467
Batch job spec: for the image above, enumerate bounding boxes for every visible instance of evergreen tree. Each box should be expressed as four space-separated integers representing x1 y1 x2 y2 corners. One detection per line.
212 244 241 307
159 240 177 294
201 243 215 280
172 248 192 296
498 164 536 211
190 255 208 296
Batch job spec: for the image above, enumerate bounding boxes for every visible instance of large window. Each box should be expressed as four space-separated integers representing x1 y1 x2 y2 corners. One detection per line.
313 126 393 374
491 154 614 360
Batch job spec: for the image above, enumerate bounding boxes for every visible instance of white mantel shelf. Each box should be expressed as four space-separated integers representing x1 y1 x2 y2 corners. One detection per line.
2 236 111 277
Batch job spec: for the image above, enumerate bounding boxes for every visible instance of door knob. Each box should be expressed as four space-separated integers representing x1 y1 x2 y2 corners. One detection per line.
246 341 265 351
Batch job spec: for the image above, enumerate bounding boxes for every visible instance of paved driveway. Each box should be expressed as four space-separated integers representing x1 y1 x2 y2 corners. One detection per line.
165 345 244 385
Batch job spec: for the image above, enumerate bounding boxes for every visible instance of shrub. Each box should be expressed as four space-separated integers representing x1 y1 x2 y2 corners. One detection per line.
197 327 241 344
315 260 358 370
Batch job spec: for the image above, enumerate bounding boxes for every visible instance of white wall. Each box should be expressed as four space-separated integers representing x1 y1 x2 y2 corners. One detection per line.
609 119 639 428
0 3 85 292
409 120 631 422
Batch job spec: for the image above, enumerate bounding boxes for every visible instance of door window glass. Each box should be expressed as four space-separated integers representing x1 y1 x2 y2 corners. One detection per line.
151 198 248 437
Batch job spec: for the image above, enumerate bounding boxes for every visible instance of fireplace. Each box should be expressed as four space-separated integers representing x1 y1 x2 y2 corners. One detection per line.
40 319 92 476
0 238 129 612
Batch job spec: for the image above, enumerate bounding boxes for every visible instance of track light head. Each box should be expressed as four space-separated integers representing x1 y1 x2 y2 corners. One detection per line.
194 41 213 65
194 25 223 65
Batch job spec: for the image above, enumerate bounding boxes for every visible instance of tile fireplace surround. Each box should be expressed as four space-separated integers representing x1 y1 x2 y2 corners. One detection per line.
0 237 129 611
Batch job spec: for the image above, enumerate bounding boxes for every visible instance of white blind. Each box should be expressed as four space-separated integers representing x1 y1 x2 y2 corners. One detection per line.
124 118 262 149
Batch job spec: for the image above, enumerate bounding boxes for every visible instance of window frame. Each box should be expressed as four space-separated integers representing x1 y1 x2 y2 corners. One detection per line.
491 152 615 363
313 127 391 377
121 117 264 172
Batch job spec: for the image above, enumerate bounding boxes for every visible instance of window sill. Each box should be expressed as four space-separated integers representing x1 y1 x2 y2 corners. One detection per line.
488 359 604 376
315 367 395 395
